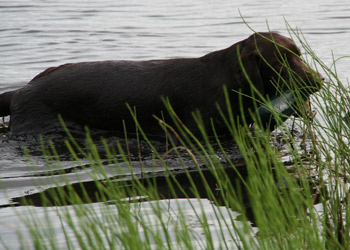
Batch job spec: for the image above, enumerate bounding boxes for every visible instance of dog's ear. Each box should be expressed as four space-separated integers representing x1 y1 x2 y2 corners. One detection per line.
235 44 265 96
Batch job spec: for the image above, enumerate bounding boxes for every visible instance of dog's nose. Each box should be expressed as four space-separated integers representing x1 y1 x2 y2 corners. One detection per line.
305 70 324 93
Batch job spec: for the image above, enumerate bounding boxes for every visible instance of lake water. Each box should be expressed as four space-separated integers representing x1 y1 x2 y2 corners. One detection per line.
1 0 350 248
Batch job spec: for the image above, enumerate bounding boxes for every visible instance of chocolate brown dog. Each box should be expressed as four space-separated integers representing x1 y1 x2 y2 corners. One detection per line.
0 32 323 136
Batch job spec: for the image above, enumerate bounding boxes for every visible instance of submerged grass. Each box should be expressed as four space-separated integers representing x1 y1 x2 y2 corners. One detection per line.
3 23 350 249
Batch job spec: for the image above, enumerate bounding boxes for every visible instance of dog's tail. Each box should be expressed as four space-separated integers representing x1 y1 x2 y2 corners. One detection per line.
0 91 15 117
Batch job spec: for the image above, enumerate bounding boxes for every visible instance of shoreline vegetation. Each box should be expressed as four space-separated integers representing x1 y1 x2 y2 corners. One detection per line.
2 24 350 249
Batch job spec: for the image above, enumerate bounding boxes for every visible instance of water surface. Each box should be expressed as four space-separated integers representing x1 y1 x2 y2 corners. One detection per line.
0 0 350 248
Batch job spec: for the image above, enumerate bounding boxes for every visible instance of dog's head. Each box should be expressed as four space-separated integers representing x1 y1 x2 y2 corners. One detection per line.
236 32 323 98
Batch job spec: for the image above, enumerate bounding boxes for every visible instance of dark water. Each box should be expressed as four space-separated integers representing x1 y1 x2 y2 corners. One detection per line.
0 0 350 248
